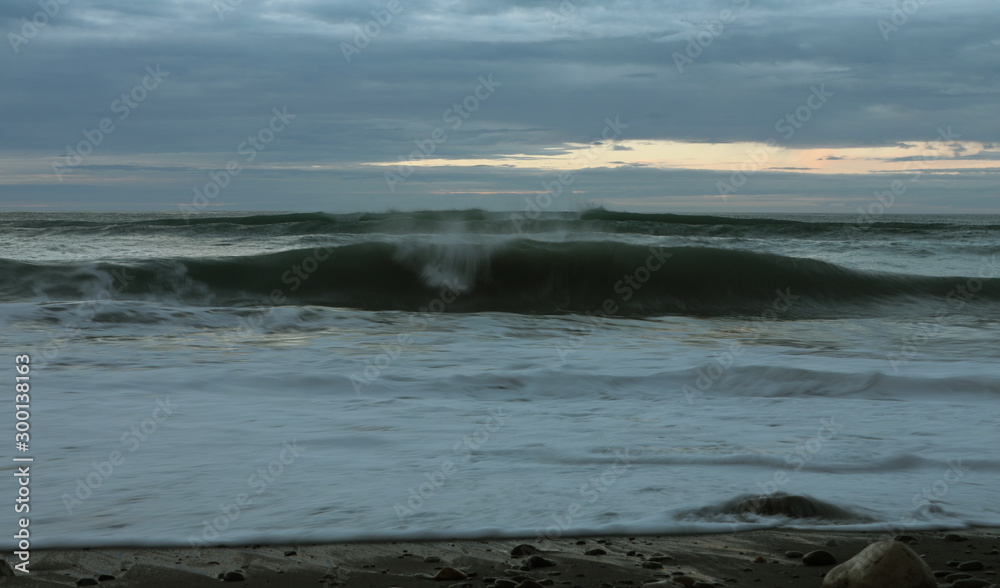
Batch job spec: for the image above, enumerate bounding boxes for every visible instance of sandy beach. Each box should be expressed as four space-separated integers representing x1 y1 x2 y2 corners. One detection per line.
7 529 998 588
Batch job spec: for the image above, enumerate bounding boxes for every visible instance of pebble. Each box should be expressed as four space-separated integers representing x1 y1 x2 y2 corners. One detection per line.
584 548 607 556
512 545 540 557
752 556 767 564
801 550 836 566
641 561 663 569
434 567 469 581
670 577 695 587
97 575 115 581
222 571 246 582
283 550 297 556
825 539 839 547
425 556 442 563
894 535 919 544
944 534 968 542
526 555 557 569
959 561 986 571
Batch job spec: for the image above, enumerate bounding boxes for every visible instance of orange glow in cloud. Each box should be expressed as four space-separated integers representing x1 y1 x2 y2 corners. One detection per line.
365 139 1000 175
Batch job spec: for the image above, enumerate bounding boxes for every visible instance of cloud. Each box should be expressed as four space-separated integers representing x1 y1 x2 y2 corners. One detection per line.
0 0 997 211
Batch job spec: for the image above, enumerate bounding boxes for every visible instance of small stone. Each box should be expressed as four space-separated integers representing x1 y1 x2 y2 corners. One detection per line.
576 541 586 545
222 571 246 582
526 555 557 569
641 561 663 569
826 539 839 547
959 561 985 571
944 534 968 542
435 567 469 581
822 540 934 588
425 556 442 563
753 556 767 564
894 535 918 544
584 549 607 556
284 549 297 556
98 575 116 581
671 577 695 587
785 551 804 559
802 550 837 566
76 580 99 587
511 545 539 557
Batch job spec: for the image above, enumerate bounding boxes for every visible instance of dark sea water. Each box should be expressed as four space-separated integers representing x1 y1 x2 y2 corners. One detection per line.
1 210 998 548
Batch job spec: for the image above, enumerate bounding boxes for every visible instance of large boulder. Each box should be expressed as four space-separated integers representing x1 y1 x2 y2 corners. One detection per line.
822 540 936 588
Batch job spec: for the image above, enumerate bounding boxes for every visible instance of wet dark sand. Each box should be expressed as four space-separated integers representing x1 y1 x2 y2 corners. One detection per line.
7 528 999 587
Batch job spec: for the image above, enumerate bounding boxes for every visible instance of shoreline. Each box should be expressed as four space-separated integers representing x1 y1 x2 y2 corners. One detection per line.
8 528 998 587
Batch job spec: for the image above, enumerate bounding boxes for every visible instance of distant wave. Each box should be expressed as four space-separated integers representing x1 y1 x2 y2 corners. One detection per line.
2 240 997 316
4 208 998 238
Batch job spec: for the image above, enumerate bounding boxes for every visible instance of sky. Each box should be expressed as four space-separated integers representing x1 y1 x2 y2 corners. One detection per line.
0 0 998 213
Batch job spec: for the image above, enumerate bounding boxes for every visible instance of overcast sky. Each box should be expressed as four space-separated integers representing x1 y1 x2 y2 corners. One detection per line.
1 0 998 213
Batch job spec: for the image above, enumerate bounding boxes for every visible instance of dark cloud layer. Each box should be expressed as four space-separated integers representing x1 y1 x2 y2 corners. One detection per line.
1 0 997 211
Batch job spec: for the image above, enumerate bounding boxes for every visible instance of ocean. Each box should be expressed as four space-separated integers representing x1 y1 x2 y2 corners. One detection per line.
2 209 998 549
